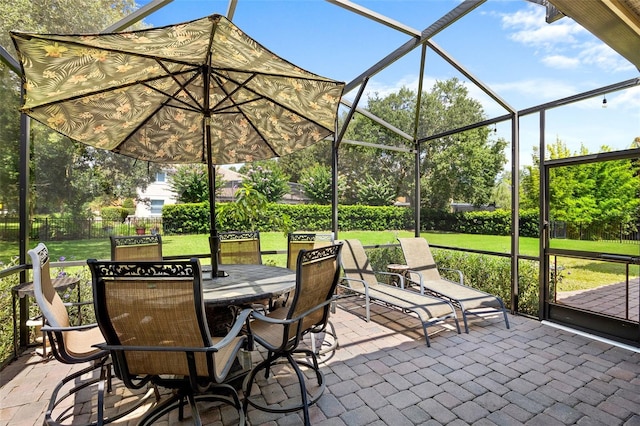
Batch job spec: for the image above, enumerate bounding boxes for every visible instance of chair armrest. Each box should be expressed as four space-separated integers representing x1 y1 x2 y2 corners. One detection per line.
42 323 100 332
439 267 464 284
339 277 371 297
404 269 425 295
250 297 338 326
212 308 252 351
375 271 405 289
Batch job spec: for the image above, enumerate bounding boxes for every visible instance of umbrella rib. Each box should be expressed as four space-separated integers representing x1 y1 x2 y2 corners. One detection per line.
149 61 206 112
23 68 202 111
208 71 258 112
208 72 278 157
115 69 205 150
210 69 336 133
15 33 204 68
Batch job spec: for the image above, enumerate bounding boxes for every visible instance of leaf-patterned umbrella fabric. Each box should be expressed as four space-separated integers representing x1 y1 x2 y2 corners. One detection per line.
11 14 344 165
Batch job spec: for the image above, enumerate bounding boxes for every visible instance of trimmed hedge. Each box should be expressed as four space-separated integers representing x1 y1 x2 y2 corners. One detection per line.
162 203 413 234
162 202 538 237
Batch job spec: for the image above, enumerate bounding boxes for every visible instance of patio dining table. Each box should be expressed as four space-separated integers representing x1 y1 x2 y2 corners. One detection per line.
201 263 296 336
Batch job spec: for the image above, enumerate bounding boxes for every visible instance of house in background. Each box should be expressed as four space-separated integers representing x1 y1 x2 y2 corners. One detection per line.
136 167 309 217
135 169 176 217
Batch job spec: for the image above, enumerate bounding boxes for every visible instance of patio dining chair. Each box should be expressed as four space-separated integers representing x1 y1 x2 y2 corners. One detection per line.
286 232 338 354
286 232 335 270
88 258 251 426
217 230 262 265
243 243 343 426
398 237 510 333
110 234 162 261
28 243 144 426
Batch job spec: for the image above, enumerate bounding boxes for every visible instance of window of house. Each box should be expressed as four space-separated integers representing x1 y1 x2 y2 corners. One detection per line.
150 199 164 215
156 172 166 182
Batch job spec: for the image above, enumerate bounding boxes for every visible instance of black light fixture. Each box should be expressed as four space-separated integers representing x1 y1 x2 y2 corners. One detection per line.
602 95 607 108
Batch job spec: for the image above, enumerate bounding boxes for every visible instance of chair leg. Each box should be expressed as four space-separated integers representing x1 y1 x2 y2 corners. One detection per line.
286 352 311 426
243 351 326 425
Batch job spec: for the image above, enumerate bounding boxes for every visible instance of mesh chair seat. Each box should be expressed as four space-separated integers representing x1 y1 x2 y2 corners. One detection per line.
28 243 148 426
243 244 343 426
218 231 262 265
89 258 250 426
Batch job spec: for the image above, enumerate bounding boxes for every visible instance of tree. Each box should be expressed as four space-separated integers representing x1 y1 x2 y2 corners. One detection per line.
239 161 290 203
28 124 160 218
300 164 346 205
0 1 147 217
520 139 640 230
0 66 20 213
168 165 224 204
341 87 416 205
278 140 333 183
491 172 513 210
417 79 508 210
355 175 396 206
341 79 507 210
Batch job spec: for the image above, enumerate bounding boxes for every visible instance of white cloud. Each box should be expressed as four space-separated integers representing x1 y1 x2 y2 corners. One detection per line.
499 4 633 73
501 5 585 48
542 55 580 69
578 43 637 73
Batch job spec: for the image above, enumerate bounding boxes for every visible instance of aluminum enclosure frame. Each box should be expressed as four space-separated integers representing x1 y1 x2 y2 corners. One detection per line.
2 0 639 350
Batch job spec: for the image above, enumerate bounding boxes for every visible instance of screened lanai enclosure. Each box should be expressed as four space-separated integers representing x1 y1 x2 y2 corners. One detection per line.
1 0 639 365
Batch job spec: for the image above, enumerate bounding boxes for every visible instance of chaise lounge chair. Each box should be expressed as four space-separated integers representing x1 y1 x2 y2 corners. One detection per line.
339 239 460 346
398 237 510 333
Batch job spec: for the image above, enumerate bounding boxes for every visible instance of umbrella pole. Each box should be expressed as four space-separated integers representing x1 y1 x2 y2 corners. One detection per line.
205 118 225 278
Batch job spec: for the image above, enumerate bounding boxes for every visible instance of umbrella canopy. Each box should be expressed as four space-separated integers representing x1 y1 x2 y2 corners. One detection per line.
11 14 344 275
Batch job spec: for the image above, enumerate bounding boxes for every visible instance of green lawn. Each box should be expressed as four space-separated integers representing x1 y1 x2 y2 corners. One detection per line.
2 230 638 265
1 231 637 292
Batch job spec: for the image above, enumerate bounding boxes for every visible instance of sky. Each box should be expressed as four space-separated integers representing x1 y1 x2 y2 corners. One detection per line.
138 0 640 167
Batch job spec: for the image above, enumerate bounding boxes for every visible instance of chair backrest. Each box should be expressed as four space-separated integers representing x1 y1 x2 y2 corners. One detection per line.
397 237 442 281
28 243 70 329
285 243 342 343
218 231 262 265
339 239 381 292
286 232 335 270
89 259 212 378
110 235 163 261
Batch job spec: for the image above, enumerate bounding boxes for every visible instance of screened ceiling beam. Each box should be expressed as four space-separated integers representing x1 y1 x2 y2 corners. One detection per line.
0 46 20 75
103 0 174 32
341 139 415 154
341 98 413 142
340 0 485 94
518 77 640 116
226 0 238 20
426 40 516 113
326 0 421 37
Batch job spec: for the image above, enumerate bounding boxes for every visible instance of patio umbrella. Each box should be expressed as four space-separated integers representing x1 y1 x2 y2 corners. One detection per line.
11 14 344 277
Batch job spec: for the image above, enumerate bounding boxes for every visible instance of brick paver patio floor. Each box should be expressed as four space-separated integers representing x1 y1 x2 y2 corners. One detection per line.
2 298 640 425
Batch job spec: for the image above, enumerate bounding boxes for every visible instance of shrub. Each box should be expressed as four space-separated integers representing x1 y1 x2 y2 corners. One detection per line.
100 207 128 222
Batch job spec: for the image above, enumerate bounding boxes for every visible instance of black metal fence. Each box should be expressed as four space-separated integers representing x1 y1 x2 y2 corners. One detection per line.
550 221 640 243
0 217 164 242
